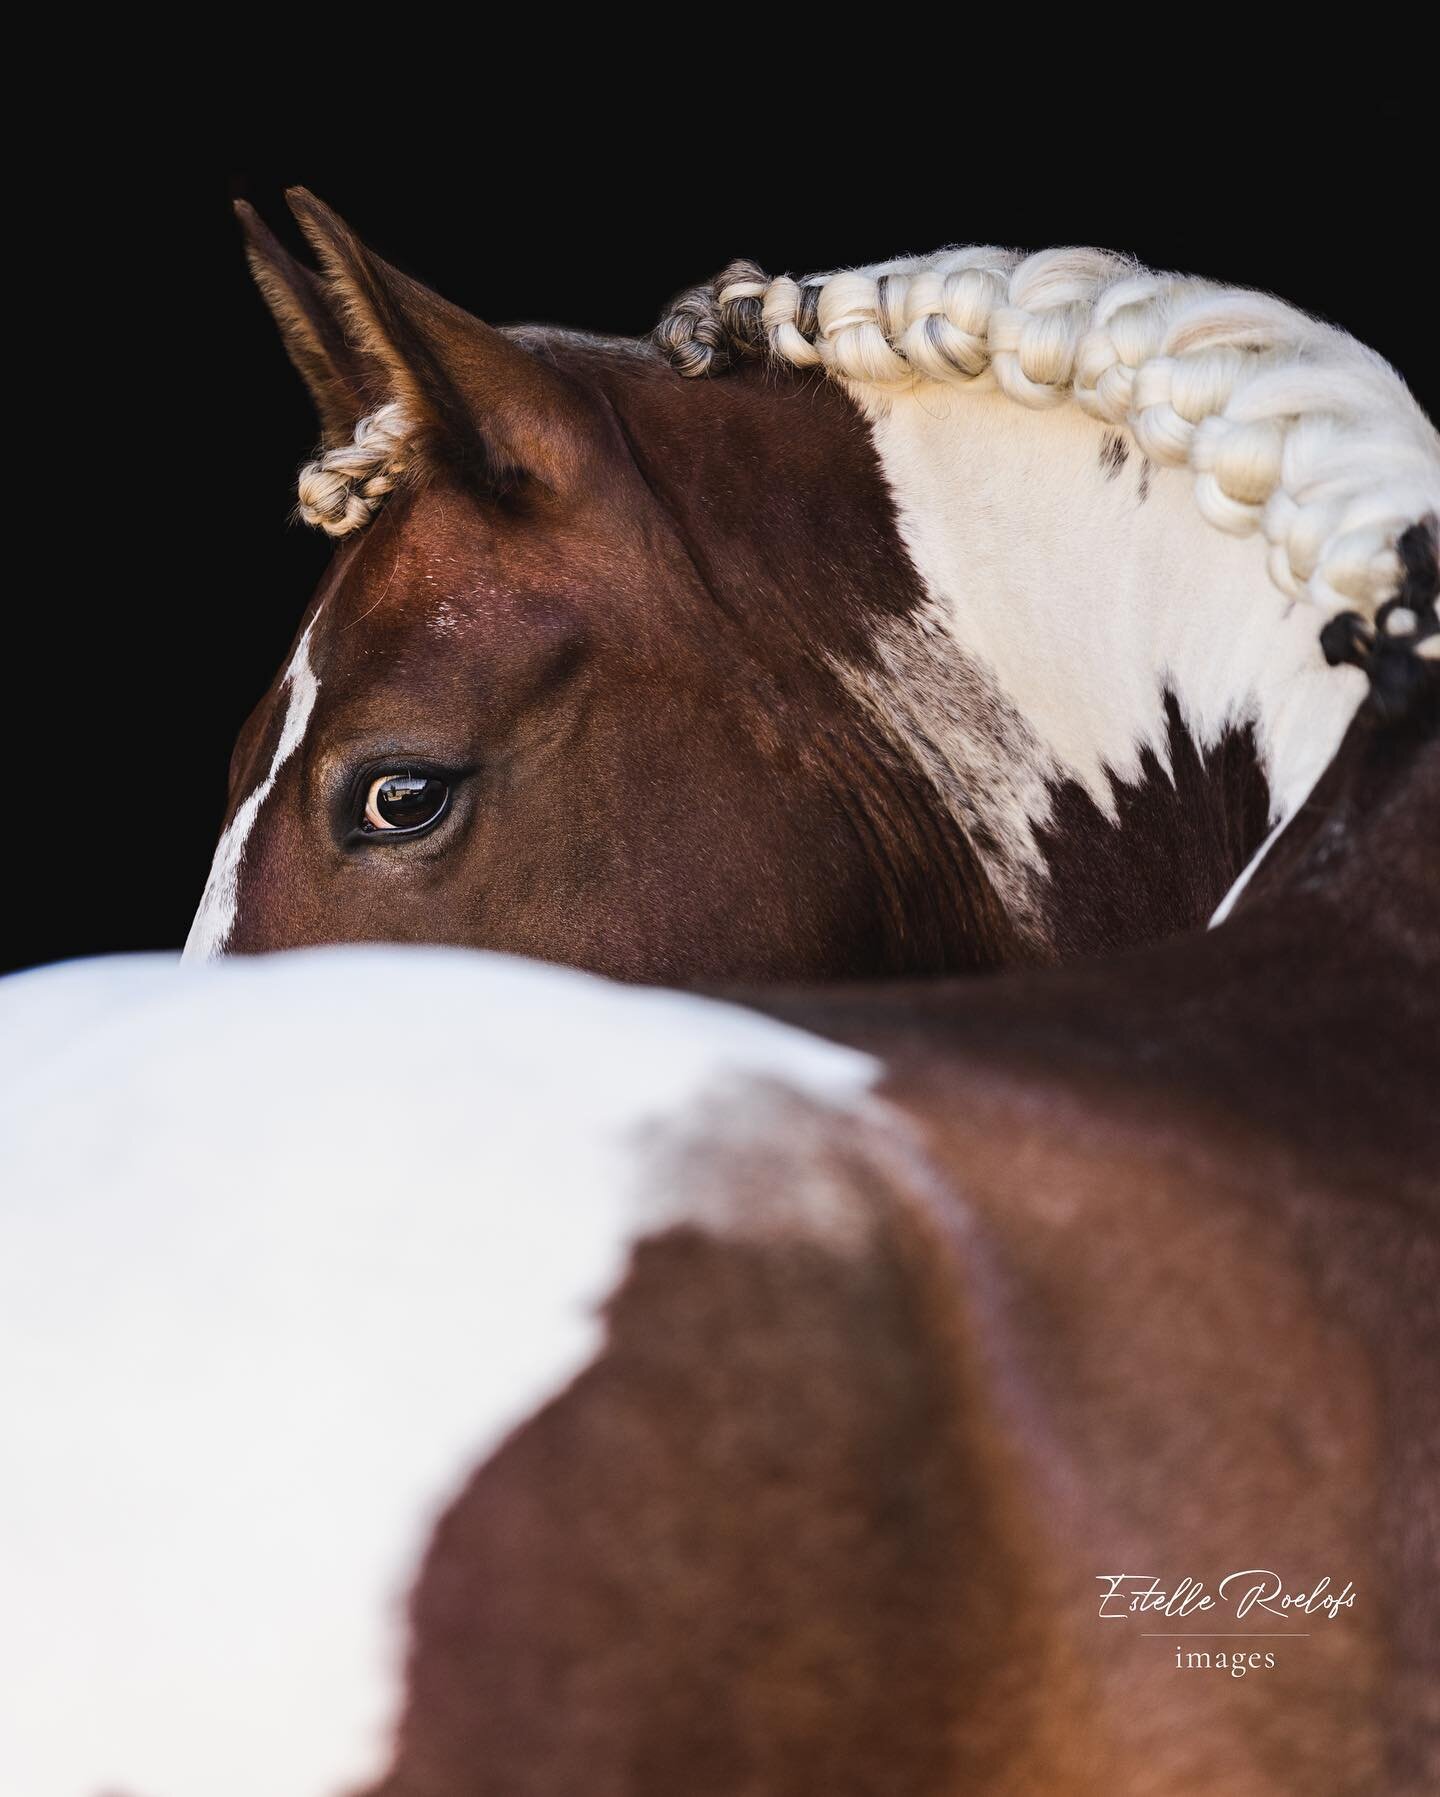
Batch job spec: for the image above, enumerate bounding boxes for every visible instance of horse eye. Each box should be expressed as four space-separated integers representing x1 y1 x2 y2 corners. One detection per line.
361 773 450 836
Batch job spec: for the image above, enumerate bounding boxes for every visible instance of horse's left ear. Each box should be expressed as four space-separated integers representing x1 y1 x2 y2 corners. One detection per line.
285 187 607 498
235 200 381 447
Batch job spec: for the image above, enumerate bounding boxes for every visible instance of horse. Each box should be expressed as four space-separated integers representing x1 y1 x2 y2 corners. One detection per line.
6 192 1435 1796
186 189 1438 978
4 655 1436 1795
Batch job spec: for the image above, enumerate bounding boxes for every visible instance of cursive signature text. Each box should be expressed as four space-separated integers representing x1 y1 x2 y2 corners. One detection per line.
1096 1571 1356 1622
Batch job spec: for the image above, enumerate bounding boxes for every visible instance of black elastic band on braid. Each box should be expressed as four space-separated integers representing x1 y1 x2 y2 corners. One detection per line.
1320 611 1375 670
1395 516 1440 616
1323 517 1440 720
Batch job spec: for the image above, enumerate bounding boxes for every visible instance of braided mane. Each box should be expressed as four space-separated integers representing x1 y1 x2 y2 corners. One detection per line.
295 244 1440 662
656 247 1440 652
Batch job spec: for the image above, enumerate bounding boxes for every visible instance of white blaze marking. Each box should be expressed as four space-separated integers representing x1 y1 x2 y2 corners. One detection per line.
0 947 879 1797
183 617 323 961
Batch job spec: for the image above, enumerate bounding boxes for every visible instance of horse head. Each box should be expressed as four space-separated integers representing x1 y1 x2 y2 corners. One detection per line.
189 191 1006 980
194 193 1439 978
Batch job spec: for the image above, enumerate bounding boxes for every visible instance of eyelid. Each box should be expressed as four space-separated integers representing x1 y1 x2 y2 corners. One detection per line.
323 742 459 806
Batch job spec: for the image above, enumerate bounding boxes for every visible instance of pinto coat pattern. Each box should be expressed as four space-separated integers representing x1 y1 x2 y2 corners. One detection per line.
187 192 1435 980
3 675 1436 1795
3 193 1437 1795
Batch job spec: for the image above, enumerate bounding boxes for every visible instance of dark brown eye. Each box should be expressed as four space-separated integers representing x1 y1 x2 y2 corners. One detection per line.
361 773 450 835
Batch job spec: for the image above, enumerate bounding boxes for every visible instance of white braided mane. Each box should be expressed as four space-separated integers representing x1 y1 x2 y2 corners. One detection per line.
659 245 1439 635
297 245 1439 651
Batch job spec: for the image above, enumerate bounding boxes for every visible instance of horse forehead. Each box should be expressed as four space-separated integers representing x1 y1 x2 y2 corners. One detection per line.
326 493 493 623
321 493 605 656
312 570 564 705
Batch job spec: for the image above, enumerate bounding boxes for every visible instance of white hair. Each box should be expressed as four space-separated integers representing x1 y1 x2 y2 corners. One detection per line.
659 246 1440 638
296 400 414 537
295 247 1440 652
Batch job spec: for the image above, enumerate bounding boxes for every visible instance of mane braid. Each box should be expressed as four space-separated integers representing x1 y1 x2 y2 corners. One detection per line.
656 246 1440 648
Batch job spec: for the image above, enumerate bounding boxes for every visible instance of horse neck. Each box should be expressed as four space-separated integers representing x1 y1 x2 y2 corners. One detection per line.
849 382 1369 959
1234 677 1439 948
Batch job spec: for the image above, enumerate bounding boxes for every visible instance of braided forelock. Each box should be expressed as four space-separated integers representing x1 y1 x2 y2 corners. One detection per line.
295 399 419 537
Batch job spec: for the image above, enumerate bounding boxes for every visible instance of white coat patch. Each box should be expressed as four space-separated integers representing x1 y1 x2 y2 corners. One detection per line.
0 947 879 1797
851 385 1367 917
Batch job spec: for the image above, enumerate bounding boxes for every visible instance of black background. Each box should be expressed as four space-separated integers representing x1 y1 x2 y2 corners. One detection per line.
18 147 1436 977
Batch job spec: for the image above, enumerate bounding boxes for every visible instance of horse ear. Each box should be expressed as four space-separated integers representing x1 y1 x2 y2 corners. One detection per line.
234 199 381 448
284 186 603 496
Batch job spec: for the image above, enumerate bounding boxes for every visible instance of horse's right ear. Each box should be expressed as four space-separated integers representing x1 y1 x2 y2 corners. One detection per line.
234 199 381 448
